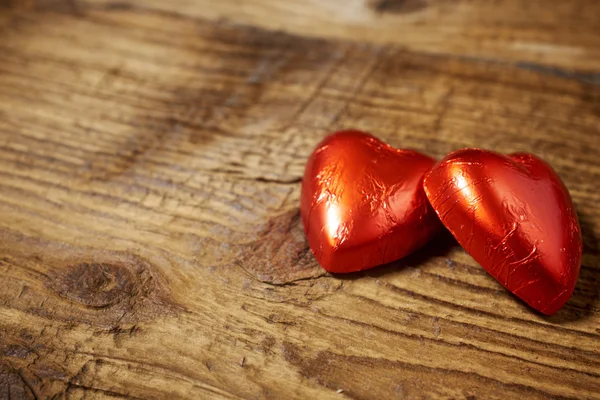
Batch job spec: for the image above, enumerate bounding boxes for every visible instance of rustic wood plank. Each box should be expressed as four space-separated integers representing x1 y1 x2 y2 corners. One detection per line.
68 0 600 72
0 3 599 399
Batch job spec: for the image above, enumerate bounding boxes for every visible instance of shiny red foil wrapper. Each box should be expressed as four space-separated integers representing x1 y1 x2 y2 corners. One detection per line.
424 149 582 315
301 131 440 273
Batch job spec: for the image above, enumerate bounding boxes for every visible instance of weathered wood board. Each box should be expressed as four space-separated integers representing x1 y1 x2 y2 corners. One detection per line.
0 1 599 398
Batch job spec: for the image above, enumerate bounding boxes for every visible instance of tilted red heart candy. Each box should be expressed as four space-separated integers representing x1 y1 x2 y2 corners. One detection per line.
301 130 440 273
423 149 582 315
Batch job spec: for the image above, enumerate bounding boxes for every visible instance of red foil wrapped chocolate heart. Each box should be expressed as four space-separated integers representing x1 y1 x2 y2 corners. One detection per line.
424 149 582 315
301 131 440 273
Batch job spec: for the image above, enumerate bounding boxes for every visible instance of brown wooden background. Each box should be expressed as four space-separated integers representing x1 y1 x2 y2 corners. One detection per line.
1 0 600 399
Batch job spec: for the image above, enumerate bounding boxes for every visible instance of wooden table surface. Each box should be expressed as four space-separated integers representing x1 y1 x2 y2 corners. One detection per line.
1 0 600 399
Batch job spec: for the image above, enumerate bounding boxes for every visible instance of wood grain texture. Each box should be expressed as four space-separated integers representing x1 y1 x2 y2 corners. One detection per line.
76 0 600 72
0 1 599 399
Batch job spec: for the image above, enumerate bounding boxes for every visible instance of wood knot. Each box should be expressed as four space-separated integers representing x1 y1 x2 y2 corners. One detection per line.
0 231 183 329
239 209 325 284
55 262 134 308
41 250 183 327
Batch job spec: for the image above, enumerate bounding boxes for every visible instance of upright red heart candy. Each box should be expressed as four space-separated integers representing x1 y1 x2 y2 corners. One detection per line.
423 149 582 315
301 130 440 273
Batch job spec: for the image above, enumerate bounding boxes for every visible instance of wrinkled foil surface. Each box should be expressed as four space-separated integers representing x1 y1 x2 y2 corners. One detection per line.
424 149 582 315
301 131 440 273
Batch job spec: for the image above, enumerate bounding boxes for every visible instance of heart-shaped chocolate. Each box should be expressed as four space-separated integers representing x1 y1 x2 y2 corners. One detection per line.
423 149 582 315
301 130 440 273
